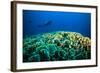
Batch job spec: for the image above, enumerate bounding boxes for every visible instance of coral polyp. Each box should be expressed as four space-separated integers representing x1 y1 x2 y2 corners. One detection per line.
23 31 91 62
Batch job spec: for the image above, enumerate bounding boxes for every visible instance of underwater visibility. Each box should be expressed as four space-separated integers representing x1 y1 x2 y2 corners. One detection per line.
23 10 91 62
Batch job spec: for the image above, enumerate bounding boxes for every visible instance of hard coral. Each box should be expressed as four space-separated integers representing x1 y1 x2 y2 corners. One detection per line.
23 31 91 62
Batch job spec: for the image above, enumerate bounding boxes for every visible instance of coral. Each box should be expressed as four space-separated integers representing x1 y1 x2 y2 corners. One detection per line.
23 31 91 62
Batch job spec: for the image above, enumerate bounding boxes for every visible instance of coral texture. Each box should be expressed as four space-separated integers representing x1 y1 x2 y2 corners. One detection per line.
23 31 91 62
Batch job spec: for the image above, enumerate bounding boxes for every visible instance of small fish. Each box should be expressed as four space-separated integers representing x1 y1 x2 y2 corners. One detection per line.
38 20 52 27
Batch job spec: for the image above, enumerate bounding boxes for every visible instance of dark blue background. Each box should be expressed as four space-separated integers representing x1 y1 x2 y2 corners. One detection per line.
23 10 91 38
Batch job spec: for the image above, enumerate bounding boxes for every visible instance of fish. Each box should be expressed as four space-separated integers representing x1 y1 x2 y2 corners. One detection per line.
37 20 52 27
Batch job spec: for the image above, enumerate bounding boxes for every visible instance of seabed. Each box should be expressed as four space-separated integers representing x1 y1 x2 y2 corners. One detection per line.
23 31 91 62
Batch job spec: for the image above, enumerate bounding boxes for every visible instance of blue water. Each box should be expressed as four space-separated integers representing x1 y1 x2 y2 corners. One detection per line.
23 10 91 38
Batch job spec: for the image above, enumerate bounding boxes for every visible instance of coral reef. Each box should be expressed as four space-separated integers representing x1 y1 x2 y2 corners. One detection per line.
23 31 91 62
